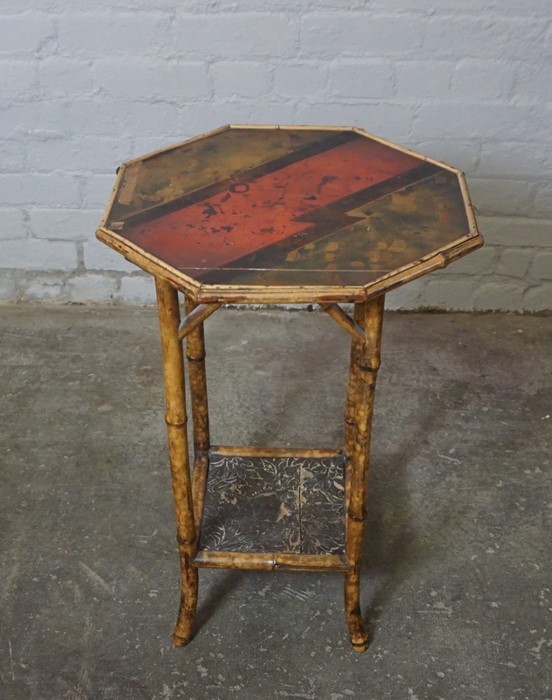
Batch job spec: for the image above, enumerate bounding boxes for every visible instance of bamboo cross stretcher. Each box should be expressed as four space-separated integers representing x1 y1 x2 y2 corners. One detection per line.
96 124 482 651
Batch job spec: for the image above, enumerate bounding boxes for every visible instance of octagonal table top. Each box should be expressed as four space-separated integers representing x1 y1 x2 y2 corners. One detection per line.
97 125 483 304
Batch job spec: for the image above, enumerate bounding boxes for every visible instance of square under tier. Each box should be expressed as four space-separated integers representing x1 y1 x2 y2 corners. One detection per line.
199 452 346 556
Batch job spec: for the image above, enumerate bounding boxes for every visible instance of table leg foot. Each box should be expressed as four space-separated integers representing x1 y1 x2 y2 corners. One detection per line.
172 565 198 647
172 631 192 647
350 634 370 653
344 569 369 653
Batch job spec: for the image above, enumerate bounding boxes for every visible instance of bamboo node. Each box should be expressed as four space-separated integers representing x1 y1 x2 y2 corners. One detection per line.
176 534 198 547
186 355 206 363
358 362 380 372
165 418 188 428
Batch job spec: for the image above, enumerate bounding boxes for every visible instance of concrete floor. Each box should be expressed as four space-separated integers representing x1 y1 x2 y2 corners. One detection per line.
1 304 551 700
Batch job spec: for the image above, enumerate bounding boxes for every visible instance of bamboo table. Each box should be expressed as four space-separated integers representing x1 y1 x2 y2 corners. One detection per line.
97 125 483 652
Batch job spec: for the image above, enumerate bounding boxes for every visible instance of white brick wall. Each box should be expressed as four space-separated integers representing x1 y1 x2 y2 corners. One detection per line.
1 0 551 310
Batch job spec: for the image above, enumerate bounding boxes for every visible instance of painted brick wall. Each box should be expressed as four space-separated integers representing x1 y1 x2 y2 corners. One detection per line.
1 0 551 310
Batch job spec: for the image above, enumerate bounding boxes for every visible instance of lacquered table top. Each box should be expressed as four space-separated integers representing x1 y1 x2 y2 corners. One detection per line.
97 125 482 303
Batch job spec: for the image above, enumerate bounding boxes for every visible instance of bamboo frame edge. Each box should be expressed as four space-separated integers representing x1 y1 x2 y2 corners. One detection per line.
194 550 350 572
96 226 202 296
123 125 232 167
210 446 343 459
351 126 461 174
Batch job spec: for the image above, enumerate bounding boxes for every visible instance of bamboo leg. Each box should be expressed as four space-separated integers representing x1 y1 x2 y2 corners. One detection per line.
343 303 364 516
184 297 211 531
344 295 385 652
184 297 210 454
155 278 198 647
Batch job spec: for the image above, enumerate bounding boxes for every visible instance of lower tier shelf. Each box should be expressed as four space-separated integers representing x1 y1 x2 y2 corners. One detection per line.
198 451 346 558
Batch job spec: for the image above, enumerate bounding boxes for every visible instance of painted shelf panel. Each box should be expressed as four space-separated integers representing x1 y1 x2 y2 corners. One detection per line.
199 452 345 556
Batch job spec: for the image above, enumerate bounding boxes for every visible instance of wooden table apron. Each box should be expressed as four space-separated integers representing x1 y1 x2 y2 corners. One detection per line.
154 275 384 653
